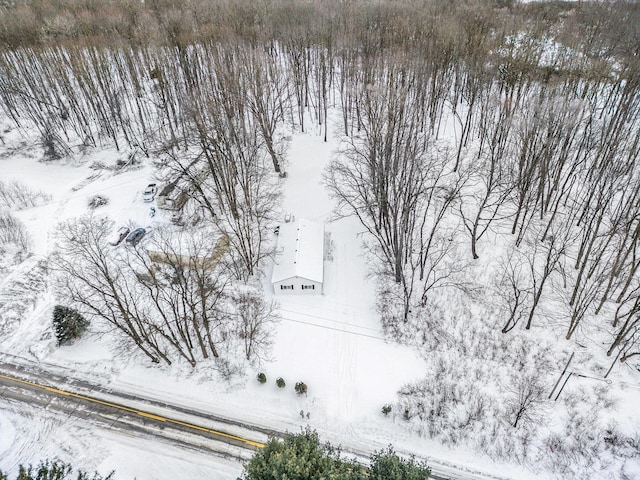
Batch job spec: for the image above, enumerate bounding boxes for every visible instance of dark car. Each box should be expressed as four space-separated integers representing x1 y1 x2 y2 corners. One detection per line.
125 227 146 246
108 226 131 246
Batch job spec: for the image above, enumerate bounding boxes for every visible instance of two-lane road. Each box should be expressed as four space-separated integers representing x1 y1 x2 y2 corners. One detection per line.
0 370 266 463
0 361 512 480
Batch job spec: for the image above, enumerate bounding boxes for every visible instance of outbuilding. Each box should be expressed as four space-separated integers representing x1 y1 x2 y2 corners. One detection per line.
272 218 324 294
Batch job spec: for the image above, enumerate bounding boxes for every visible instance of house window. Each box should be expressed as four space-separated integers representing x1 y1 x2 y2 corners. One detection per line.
302 285 315 290
280 285 294 290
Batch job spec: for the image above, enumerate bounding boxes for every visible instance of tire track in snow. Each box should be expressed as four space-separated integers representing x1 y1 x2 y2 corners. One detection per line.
0 258 49 336
0 399 58 471
328 239 358 426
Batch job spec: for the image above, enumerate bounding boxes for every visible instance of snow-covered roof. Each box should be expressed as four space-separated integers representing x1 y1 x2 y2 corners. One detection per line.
271 218 324 283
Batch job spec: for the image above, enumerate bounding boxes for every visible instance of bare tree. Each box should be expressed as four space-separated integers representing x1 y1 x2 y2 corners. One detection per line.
52 216 247 367
327 54 472 321
52 216 169 364
607 282 640 362
327 59 433 283
458 93 514 259
233 289 278 363
506 371 546 428
166 43 281 281
495 250 532 334
129 227 231 365
0 179 51 209
524 229 569 330
242 46 292 173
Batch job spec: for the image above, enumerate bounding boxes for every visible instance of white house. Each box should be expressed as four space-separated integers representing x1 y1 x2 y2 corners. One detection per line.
272 218 324 295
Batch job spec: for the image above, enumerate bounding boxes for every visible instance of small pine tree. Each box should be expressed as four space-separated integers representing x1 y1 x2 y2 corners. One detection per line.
257 372 267 384
37 461 71 480
53 305 89 346
369 447 431 480
276 377 286 388
42 128 62 161
382 404 392 416
295 381 308 396
7 461 113 480
17 465 31 480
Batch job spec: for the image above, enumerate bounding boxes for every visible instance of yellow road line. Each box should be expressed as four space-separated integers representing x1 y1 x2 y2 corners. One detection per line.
0 372 265 449
137 411 168 422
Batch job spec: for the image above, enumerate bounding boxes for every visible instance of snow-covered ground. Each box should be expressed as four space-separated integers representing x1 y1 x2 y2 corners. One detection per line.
0 404 243 480
0 113 638 480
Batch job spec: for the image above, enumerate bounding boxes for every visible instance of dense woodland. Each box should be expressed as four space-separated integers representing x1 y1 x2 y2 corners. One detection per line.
0 0 636 360
1 0 640 476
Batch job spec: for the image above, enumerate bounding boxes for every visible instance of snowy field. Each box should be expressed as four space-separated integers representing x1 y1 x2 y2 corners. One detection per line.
0 110 639 480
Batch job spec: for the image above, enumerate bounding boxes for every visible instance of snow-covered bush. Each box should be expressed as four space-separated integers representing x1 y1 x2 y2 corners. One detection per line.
295 381 307 396
257 372 267 384
0 460 113 480
0 213 31 253
392 288 636 476
0 179 50 209
87 194 108 209
276 377 285 388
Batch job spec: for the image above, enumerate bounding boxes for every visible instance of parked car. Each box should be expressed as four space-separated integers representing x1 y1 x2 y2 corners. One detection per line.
142 183 157 202
108 226 130 246
125 227 146 246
